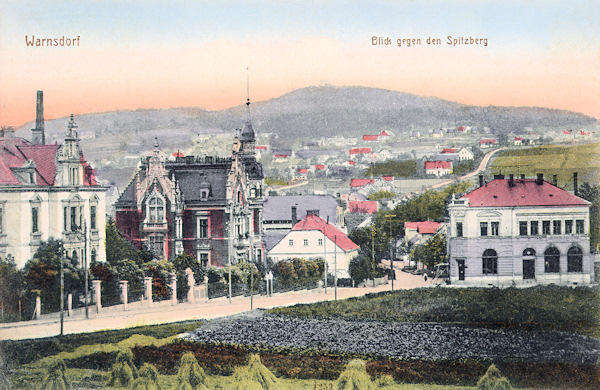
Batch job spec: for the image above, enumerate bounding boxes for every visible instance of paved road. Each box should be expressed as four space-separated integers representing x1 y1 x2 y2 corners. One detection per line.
0 262 427 341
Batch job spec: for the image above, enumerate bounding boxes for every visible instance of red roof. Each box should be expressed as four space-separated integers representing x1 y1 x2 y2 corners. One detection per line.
480 139 497 144
297 168 308 174
172 151 184 158
362 135 379 141
441 148 457 153
580 130 591 136
348 160 356 165
380 130 391 136
314 164 325 170
348 200 378 214
274 154 288 158
255 145 268 150
404 221 442 234
514 137 523 141
462 179 590 207
350 178 375 188
349 147 371 155
562 130 573 135
457 126 465 132
292 214 359 251
382 175 394 181
424 161 451 170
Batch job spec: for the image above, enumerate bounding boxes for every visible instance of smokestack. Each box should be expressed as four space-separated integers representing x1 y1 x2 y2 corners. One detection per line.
552 175 557 186
31 90 45 145
479 174 484 187
574 172 578 196
291 205 297 225
509 174 514 187
536 173 544 185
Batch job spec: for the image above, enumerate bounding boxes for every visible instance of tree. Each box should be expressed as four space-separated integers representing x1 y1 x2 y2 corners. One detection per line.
172 252 204 301
410 234 446 269
0 255 23 320
349 250 379 285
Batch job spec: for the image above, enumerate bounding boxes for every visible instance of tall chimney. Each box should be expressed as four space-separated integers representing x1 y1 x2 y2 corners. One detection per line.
552 175 557 186
521 174 525 179
291 205 297 225
509 174 514 187
536 173 544 185
31 90 45 145
573 172 578 196
479 174 484 187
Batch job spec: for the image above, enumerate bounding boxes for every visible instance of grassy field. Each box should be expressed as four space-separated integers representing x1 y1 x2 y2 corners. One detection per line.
490 142 600 187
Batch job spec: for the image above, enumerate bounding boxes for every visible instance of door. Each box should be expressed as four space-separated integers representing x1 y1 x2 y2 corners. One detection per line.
456 259 465 281
523 259 535 279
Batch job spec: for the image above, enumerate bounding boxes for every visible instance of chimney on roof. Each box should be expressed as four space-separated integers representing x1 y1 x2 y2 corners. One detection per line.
509 174 514 187
521 174 525 179
573 172 579 196
479 174 484 187
536 173 544 185
552 175 558 186
493 174 505 180
291 205 297 225
31 90 45 145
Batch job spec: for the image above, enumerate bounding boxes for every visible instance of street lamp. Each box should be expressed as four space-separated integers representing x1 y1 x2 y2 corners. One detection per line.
386 215 397 291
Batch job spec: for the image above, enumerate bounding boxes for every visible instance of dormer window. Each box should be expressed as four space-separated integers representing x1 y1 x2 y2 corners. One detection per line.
148 196 164 222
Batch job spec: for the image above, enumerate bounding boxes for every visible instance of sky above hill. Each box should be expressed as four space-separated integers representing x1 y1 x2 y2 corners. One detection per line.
1 0 599 126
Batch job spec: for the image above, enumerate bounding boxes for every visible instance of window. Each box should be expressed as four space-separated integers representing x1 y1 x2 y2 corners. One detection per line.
480 222 488 236
491 222 499 236
197 218 208 238
148 196 164 222
542 221 551 235
0 207 3 234
63 207 68 231
198 252 209 267
576 220 584 234
523 248 536 257
544 247 560 273
456 222 463 237
31 207 39 233
565 220 573 234
91 248 97 263
567 246 583 273
482 249 498 275
148 235 164 258
519 221 528 236
530 221 539 235
304 239 309 246
553 220 561 235
288 239 293 246
70 206 78 231
318 238 323 246
90 205 97 230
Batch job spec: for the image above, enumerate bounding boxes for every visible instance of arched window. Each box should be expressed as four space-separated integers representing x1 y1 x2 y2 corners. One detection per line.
148 196 164 222
482 249 498 274
567 246 583 273
544 247 560 273
522 248 536 257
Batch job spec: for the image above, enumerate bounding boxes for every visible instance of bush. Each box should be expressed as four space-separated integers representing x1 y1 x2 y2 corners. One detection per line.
39 358 71 390
232 354 278 390
176 352 208 390
107 350 138 388
131 363 161 390
336 359 373 390
477 364 512 390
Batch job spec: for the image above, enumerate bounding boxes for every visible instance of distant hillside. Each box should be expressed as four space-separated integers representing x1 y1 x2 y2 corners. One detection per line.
12 85 598 188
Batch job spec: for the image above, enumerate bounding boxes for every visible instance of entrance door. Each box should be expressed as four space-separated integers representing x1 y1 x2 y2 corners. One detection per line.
456 259 465 281
523 259 535 279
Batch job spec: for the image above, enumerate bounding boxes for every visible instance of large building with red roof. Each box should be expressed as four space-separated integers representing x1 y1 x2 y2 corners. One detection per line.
0 92 107 268
447 175 592 286
267 214 359 278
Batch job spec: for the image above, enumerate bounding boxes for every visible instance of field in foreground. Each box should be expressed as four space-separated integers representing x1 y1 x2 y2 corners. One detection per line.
2 286 599 389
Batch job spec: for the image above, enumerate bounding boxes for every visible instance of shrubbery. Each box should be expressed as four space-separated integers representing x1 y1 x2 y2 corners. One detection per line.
272 257 324 288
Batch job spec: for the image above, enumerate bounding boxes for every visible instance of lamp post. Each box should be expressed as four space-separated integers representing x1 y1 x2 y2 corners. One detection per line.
387 215 397 291
84 220 89 319
334 235 337 301
59 246 64 336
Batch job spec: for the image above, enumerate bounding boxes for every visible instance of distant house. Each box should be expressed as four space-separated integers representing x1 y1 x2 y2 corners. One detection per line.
350 178 375 188
424 161 452 176
267 214 359 278
349 147 372 156
314 164 325 171
378 149 393 160
441 148 458 154
458 148 474 161
255 145 268 150
410 131 421 138
262 194 342 231
348 201 378 214
479 139 497 148
404 221 443 247
362 135 379 141
434 153 460 162
432 129 444 138
514 137 523 146
382 176 394 181
380 130 392 137
273 149 292 159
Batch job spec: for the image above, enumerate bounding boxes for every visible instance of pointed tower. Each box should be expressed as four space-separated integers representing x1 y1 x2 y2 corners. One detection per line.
56 114 83 186
239 67 256 154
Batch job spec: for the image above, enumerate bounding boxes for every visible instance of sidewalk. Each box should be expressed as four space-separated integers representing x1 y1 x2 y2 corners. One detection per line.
0 267 427 341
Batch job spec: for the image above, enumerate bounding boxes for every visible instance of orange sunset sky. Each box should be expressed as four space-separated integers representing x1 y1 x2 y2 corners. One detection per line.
1 1 599 127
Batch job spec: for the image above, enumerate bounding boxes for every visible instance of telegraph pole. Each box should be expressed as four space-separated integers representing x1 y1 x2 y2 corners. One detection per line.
84 220 89 319
371 226 375 287
334 235 337 301
60 247 64 336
